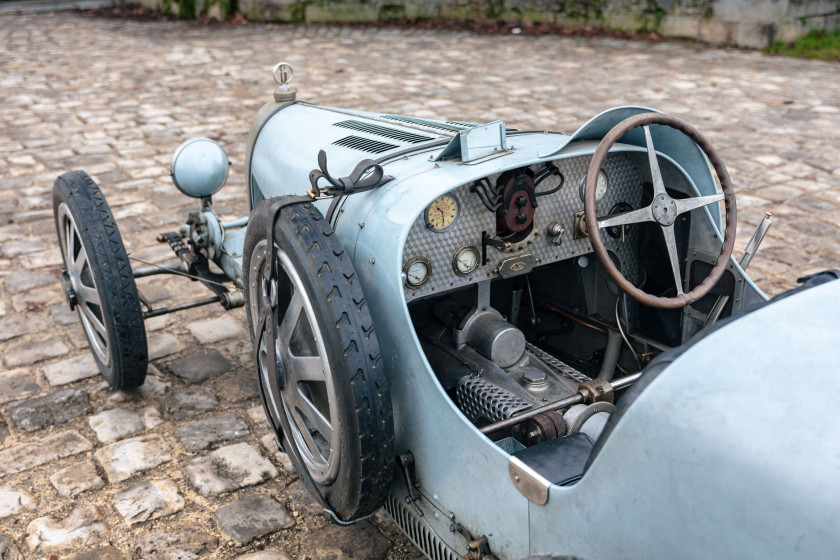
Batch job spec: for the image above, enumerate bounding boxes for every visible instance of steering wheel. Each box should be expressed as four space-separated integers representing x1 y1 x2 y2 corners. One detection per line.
584 113 737 309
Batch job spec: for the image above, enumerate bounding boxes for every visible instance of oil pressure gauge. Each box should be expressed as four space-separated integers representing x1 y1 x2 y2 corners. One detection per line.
578 170 608 203
452 246 479 276
403 256 432 288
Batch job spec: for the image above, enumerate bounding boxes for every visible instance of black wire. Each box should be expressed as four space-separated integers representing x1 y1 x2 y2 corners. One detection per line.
534 164 564 197
471 178 500 212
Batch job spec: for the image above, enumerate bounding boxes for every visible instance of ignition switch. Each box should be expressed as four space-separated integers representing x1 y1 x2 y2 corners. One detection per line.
547 222 565 245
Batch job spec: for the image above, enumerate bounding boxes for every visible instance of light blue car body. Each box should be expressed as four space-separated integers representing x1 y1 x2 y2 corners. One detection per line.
241 98 840 559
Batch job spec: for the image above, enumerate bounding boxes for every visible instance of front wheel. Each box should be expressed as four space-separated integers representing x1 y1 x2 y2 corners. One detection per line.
243 199 394 522
53 171 148 390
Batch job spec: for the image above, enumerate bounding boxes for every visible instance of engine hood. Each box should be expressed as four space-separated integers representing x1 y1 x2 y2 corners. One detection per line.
247 101 462 206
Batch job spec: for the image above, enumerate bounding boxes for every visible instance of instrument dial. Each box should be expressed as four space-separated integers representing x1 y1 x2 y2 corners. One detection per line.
452 246 480 276
579 170 609 202
425 194 460 232
403 256 432 288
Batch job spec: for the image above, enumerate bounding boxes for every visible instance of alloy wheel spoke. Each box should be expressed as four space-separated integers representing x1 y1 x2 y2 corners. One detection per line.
293 405 327 462
77 285 101 307
278 292 303 346
65 220 75 262
644 125 667 198
81 303 108 338
295 391 333 443
674 193 725 216
660 225 684 295
288 355 326 383
258 338 284 426
72 244 89 278
598 206 654 229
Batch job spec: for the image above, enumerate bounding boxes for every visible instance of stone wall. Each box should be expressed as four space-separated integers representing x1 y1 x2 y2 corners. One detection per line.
136 0 840 49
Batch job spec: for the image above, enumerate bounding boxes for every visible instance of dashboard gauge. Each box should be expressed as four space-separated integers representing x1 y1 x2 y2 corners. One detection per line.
425 194 460 233
578 170 609 203
403 256 432 288
452 246 480 276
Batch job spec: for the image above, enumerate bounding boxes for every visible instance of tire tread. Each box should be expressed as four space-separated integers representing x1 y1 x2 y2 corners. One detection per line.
243 199 394 521
53 171 148 390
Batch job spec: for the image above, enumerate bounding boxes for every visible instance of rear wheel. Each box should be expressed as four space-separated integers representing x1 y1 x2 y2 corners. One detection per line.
53 171 148 390
243 200 394 522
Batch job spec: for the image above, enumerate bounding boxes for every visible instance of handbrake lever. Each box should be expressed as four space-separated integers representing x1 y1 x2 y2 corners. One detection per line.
705 212 772 326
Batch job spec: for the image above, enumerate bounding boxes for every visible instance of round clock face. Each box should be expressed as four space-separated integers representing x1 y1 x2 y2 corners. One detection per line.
579 170 609 202
425 194 460 232
403 257 432 288
453 246 479 276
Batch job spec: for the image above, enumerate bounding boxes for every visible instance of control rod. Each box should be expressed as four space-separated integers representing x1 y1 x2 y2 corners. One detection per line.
479 372 642 435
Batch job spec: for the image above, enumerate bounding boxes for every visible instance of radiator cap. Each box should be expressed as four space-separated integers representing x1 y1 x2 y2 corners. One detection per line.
273 62 296 102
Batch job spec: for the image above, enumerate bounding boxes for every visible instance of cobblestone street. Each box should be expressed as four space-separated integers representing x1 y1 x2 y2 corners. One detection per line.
1 11 839 560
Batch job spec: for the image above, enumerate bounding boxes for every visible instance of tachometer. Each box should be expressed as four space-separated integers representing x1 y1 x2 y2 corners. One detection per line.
425 194 460 233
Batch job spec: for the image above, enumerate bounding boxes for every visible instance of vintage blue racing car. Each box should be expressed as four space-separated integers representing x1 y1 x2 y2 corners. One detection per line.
53 64 840 559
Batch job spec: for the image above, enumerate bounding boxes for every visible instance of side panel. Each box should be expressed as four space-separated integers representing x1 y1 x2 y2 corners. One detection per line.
529 280 840 559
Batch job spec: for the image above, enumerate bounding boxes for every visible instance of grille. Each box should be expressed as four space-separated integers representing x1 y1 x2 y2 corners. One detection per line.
456 377 532 423
333 120 435 144
331 135 399 154
383 494 461 560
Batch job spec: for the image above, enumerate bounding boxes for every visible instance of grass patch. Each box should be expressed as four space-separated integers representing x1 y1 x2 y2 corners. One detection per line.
765 29 840 61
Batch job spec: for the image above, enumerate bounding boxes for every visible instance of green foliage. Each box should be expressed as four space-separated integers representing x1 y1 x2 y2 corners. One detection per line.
556 0 607 20
765 29 840 61
483 0 505 19
161 0 196 18
378 3 407 21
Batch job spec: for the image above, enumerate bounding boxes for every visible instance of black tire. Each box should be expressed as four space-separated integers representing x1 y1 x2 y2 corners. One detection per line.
53 171 148 390
243 199 394 522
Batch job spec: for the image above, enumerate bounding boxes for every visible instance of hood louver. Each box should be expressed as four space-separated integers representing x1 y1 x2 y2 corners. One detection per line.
334 120 434 144
331 135 399 154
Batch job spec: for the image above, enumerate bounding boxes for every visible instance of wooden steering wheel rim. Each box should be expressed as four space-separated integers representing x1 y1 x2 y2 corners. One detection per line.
584 112 737 310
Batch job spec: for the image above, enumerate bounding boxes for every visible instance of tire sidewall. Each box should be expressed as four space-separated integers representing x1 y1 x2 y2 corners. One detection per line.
277 207 365 518
243 201 370 520
52 171 147 389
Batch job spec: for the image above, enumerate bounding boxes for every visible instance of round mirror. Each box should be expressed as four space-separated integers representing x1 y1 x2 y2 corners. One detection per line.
170 138 229 199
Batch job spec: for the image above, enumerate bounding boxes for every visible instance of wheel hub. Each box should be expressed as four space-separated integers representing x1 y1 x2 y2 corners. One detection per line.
60 268 78 311
651 193 678 226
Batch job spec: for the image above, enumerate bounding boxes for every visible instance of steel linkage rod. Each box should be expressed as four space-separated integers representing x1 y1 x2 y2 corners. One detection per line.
479 372 643 435
142 296 221 319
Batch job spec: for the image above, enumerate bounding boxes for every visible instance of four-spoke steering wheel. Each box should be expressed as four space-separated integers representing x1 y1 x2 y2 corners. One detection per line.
584 113 737 309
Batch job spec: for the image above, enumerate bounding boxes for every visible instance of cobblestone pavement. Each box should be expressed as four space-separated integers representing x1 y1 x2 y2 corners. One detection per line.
1 11 839 560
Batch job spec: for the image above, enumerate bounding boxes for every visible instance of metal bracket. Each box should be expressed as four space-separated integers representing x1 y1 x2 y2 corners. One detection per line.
509 455 551 505
454 280 498 349
574 211 589 240
465 535 499 560
396 451 421 504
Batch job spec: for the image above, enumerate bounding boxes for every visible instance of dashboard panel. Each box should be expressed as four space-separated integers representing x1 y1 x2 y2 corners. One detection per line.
402 153 645 301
